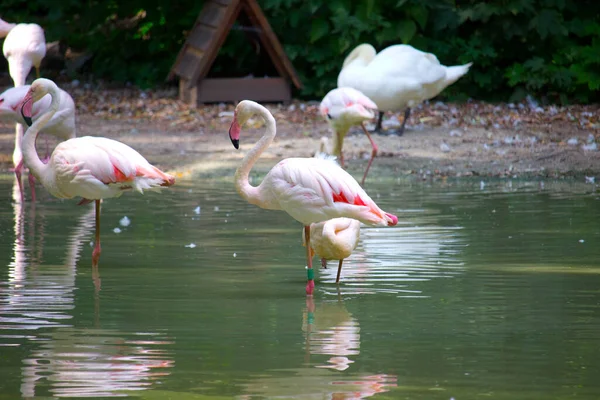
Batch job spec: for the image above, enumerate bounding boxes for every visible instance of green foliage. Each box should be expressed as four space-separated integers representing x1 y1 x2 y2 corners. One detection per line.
1 0 599 103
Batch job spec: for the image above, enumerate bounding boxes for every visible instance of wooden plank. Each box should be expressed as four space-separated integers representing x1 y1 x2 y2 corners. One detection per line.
195 77 291 104
198 1 228 28
188 0 243 88
187 25 217 50
173 50 203 80
242 0 302 89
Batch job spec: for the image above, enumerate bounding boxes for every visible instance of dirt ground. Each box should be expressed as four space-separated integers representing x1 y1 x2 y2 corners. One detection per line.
1 83 599 181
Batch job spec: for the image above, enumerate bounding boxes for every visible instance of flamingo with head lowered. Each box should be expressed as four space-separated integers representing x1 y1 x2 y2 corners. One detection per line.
0 84 76 202
303 217 361 284
229 100 398 295
2 19 46 87
319 87 378 185
19 78 175 267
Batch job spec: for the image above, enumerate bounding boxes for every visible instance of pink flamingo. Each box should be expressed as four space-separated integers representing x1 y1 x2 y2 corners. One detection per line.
0 17 16 38
2 20 46 87
229 100 398 295
19 78 175 267
0 84 76 202
304 217 360 284
319 87 378 185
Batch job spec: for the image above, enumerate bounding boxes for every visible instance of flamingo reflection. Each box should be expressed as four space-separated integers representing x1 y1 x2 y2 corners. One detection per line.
1 194 174 397
240 297 397 399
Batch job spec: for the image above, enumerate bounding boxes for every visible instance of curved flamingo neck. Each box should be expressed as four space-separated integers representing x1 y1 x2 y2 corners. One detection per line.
234 103 276 207
21 82 59 184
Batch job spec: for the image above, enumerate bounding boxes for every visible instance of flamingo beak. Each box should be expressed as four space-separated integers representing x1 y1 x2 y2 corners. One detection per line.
229 115 240 149
20 93 33 127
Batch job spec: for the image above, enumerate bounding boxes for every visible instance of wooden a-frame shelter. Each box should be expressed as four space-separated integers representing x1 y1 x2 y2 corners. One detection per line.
167 0 302 105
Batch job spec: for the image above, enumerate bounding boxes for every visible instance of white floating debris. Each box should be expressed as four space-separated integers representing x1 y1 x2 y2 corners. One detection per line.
440 142 451 152
218 111 234 118
585 176 595 184
233 253 237 258
113 227 122 234
582 142 597 151
119 216 131 227
185 243 197 248
588 133 595 144
480 181 485 190
194 206 201 214
89 241 94 247
214 206 220 212
579 239 585 243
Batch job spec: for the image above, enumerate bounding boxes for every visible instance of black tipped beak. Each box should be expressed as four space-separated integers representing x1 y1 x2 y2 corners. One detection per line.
23 115 32 127
231 138 239 149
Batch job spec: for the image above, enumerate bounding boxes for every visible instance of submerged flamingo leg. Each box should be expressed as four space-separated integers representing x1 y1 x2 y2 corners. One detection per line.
13 160 25 203
360 123 378 186
28 172 36 202
92 200 102 267
305 226 315 295
336 259 344 284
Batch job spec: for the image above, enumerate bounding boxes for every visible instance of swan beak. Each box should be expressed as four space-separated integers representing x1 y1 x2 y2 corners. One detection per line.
20 94 33 127
229 116 241 149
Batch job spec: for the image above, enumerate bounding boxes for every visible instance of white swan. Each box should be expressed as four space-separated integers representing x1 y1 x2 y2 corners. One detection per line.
337 43 472 135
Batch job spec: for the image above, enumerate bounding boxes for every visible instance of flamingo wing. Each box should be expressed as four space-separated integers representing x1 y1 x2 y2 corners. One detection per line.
266 157 393 226
52 136 173 200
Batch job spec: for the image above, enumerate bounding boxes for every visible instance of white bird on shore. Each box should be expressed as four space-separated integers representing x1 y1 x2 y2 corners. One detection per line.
338 43 472 135
2 21 46 86
0 84 76 202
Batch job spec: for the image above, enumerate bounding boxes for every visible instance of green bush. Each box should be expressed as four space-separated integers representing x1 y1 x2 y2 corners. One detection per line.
1 0 599 103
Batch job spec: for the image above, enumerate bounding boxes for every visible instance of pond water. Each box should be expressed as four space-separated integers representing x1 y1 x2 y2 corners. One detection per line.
0 173 599 399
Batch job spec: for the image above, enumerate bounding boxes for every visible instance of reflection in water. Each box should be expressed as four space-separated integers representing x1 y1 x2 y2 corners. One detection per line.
320 223 466 297
241 298 397 399
0 199 174 397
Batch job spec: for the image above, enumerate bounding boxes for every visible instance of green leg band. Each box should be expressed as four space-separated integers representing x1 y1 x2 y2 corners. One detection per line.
307 312 314 325
306 268 315 280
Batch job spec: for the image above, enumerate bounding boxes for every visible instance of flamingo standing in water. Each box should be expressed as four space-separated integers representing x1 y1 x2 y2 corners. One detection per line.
303 217 360 284
19 78 175 267
2 20 46 86
0 84 76 202
319 87 378 185
228 100 398 295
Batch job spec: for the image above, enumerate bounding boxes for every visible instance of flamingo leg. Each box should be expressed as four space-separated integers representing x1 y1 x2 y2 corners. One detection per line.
304 225 315 295
28 171 36 202
336 259 344 284
92 199 102 267
321 258 327 269
13 160 25 203
360 123 378 186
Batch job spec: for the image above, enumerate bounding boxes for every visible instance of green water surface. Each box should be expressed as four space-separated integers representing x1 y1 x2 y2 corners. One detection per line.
0 175 599 399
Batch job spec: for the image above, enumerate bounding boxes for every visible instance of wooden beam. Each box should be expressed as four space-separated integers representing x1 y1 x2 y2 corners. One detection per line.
196 77 291 104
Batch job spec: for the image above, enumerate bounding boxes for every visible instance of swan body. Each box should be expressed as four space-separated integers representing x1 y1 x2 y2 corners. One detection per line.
338 44 472 133
20 78 175 266
2 22 46 86
319 87 378 184
229 100 397 294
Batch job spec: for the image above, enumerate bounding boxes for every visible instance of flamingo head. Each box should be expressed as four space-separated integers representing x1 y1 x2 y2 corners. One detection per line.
19 78 54 126
0 86 29 119
229 100 263 149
